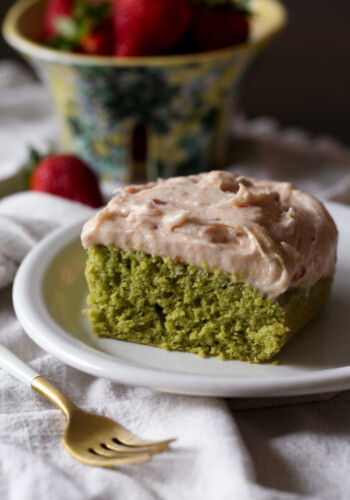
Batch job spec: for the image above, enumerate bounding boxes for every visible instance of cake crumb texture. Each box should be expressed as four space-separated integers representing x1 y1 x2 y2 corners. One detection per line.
85 245 333 363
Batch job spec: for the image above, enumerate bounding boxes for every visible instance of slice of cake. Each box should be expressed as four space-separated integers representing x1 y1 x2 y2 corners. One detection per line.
81 171 338 362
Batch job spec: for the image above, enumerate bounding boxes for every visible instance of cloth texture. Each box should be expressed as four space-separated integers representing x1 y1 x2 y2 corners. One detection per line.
1 61 350 500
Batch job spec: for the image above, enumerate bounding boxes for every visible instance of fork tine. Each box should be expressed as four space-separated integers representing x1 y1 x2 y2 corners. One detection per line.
105 438 169 454
119 437 176 448
90 446 124 458
104 438 170 454
90 445 155 459
64 444 156 466
110 423 176 448
80 451 153 467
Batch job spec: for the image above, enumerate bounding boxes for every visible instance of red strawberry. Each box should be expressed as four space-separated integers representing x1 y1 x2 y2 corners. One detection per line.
44 0 73 38
114 0 194 56
193 5 249 52
80 18 114 55
30 154 103 208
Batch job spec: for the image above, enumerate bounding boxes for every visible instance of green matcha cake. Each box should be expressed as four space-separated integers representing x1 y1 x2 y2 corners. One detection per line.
81 171 338 362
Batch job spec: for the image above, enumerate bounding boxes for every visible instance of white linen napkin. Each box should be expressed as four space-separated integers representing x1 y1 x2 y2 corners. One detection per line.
2 60 350 500
0 192 92 289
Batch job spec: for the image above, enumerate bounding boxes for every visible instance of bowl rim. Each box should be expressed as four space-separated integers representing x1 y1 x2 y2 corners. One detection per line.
2 0 287 67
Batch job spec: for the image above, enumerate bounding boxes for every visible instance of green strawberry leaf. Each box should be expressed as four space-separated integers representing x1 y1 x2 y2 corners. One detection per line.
46 34 79 51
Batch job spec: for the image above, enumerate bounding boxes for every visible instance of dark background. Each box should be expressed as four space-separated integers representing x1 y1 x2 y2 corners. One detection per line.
1 0 350 145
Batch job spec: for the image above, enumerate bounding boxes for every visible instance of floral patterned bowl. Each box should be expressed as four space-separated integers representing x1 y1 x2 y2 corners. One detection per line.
3 0 286 183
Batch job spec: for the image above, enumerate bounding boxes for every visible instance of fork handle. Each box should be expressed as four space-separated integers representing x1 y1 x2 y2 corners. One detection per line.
0 344 39 385
0 344 78 418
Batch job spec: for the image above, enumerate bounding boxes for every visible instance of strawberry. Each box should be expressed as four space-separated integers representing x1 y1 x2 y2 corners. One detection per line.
30 154 103 208
114 0 194 57
44 0 73 39
193 5 249 52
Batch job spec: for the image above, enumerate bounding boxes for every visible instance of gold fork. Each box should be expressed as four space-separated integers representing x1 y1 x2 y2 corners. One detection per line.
0 344 174 467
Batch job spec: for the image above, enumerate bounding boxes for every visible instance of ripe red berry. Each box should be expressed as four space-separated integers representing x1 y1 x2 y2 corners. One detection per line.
114 0 194 56
30 154 103 208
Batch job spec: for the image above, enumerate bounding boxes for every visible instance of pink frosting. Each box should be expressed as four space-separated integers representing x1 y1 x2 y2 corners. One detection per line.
81 171 338 299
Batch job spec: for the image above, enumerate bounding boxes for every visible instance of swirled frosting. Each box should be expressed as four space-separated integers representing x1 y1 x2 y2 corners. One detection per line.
81 171 338 299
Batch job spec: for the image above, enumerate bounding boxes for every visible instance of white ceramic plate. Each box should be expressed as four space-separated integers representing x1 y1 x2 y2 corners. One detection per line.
13 201 350 398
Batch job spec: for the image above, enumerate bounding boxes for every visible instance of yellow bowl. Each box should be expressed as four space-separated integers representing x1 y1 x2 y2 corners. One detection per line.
3 0 287 182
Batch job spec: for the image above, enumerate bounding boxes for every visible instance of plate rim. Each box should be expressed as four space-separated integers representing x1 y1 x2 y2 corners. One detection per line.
12 200 350 398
